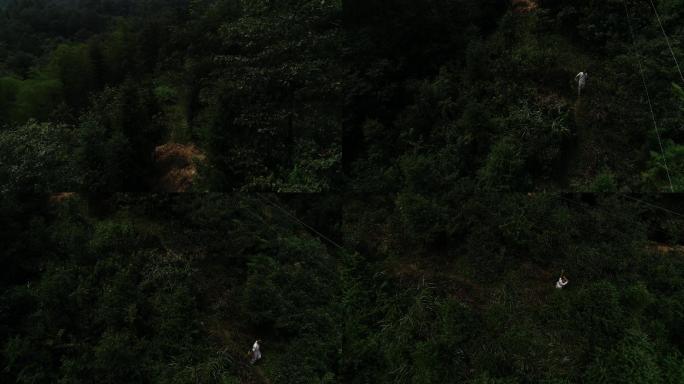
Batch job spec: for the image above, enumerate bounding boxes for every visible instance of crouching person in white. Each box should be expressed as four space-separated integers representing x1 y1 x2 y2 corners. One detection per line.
556 276 569 289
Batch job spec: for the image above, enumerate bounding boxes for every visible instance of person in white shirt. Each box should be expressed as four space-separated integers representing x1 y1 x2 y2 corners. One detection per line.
575 72 588 97
250 340 262 364
556 275 569 289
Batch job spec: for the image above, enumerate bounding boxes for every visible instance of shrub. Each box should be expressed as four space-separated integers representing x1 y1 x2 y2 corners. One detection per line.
0 121 76 193
584 331 662 384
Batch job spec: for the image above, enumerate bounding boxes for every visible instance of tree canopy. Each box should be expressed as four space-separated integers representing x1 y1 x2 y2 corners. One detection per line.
1 0 683 191
1 2 684 382
1 193 684 383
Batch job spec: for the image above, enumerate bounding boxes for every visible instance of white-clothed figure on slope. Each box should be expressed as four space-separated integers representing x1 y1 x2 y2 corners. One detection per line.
575 72 588 97
250 340 262 364
556 276 569 289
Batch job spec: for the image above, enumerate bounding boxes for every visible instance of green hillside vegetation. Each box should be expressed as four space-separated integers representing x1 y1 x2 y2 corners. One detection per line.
0 0 683 191
1 193 683 383
344 0 684 192
2 1 684 382
0 0 341 192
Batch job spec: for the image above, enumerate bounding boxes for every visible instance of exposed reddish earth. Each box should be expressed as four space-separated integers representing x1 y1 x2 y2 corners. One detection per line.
49 192 76 204
152 143 206 192
649 243 684 254
512 0 538 13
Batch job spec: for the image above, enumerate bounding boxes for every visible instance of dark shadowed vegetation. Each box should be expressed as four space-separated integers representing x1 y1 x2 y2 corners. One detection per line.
1 193 683 383
1 0 683 191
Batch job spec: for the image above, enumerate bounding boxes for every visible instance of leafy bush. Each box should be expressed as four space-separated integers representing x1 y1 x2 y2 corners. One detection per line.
76 83 162 191
0 121 76 193
477 136 527 191
585 331 662 384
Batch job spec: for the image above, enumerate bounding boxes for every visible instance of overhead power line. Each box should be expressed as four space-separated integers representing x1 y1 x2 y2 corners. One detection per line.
623 0 675 192
646 0 684 85
254 193 347 251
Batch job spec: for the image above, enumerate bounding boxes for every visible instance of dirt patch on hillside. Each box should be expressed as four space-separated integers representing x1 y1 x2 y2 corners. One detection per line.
49 193 76 204
152 143 206 192
513 0 538 13
648 243 684 254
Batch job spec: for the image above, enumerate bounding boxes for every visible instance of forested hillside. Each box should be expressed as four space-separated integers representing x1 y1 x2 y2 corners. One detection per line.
2 1 684 383
1 193 683 383
344 0 684 192
1 0 341 192
1 0 683 192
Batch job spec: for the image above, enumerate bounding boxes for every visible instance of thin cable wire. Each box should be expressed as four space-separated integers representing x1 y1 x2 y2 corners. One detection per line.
255 193 346 251
621 194 684 218
559 194 684 219
646 0 684 85
623 0 675 192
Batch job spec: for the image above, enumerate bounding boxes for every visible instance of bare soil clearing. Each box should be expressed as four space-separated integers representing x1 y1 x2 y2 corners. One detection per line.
513 0 538 13
649 242 684 254
49 193 76 204
152 143 206 192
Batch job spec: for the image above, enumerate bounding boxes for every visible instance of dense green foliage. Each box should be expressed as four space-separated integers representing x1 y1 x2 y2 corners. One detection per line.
0 195 341 383
1 0 683 191
2 1 684 382
344 0 684 192
2 194 684 383
0 0 342 192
